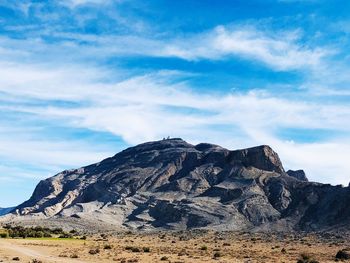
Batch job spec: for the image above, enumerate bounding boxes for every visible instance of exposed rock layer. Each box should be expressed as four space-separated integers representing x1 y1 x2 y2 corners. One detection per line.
6 138 350 231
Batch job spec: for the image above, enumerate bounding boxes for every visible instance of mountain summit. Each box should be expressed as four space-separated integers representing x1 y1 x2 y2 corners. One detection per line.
4 138 350 232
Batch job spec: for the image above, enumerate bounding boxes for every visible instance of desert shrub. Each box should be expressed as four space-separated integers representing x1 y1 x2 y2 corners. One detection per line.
70 254 79 258
104 244 112 249
80 235 87 240
43 232 52 237
0 232 8 238
335 249 350 260
52 228 63 234
131 247 140 253
200 245 208 251
33 226 43 232
160 256 168 261
213 252 221 258
143 247 150 252
281 248 287 253
89 248 100 255
59 233 72 238
297 253 319 263
32 259 43 263
35 231 44 238
12 257 20 261
223 243 230 246
3 225 72 239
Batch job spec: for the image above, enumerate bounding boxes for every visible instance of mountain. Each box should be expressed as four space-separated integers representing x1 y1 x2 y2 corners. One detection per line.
0 207 14 216
3 138 350 232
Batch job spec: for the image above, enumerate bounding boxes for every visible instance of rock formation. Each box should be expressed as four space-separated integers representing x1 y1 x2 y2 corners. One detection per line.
287 170 308 182
3 138 350 232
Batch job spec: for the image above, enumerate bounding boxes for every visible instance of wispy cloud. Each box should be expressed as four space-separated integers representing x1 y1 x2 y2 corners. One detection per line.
59 0 121 9
0 0 350 206
0 22 328 72
155 26 327 71
0 58 349 185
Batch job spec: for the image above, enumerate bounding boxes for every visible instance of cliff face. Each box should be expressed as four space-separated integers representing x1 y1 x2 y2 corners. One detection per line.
10 138 350 231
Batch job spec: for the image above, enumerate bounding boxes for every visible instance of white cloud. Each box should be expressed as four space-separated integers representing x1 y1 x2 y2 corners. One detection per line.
0 11 348 190
0 22 327 72
59 0 117 8
137 26 322 70
0 136 112 171
77 26 327 71
0 59 349 185
208 26 325 70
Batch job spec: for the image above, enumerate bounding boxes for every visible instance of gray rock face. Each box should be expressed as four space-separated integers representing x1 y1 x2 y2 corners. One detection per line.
8 138 350 231
287 170 308 182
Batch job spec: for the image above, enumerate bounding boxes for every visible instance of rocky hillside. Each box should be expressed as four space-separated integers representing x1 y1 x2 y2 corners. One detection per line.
4 138 350 231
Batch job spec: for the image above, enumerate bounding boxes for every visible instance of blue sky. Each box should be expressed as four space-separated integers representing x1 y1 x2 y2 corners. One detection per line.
0 0 350 207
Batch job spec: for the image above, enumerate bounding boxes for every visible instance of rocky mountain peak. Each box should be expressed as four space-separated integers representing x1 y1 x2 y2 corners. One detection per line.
5 139 350 233
116 138 193 156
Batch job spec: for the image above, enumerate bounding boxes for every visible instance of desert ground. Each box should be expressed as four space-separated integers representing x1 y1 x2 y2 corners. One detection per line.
0 231 348 263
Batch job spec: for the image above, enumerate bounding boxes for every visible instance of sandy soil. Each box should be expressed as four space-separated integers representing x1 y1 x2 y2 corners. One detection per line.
0 231 348 262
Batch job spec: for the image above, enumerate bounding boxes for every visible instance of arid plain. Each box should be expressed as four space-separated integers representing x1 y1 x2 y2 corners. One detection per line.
0 231 348 263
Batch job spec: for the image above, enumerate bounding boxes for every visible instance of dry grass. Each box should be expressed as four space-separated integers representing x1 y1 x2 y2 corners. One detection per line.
0 231 348 262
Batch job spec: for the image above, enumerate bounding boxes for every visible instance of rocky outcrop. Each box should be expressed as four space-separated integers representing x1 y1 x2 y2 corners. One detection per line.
287 170 308 182
5 138 350 232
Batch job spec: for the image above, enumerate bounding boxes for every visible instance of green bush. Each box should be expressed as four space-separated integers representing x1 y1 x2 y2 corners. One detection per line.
2 225 73 239
43 232 52 238
35 231 44 238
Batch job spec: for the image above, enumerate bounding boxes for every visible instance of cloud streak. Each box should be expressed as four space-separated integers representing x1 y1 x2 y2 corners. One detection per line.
0 0 350 207
0 23 328 72
0 59 349 185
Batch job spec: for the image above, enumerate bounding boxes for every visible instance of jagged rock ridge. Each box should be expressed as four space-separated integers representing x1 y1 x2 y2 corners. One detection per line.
6 138 350 231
